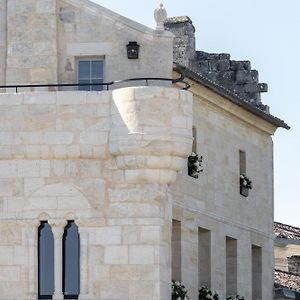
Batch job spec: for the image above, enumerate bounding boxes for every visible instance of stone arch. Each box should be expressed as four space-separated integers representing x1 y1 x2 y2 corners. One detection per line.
24 183 91 219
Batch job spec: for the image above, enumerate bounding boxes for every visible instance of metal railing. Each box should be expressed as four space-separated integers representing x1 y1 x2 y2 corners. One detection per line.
0 74 190 93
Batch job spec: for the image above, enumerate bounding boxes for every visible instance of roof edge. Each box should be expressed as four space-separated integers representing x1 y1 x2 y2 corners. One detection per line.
65 0 173 38
176 64 290 130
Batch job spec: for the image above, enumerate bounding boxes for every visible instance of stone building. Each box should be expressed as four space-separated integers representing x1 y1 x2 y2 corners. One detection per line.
274 222 300 298
0 1 289 299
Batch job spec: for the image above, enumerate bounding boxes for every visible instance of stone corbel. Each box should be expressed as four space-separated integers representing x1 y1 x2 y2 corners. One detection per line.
109 86 193 184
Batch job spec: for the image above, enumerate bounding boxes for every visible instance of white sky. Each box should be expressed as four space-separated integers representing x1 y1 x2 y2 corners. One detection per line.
93 0 300 227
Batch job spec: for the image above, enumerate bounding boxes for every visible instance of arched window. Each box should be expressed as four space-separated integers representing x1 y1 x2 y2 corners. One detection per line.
63 221 80 299
38 221 54 299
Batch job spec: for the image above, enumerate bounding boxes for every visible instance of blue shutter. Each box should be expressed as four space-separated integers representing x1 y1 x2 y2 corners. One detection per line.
38 221 54 299
63 221 80 299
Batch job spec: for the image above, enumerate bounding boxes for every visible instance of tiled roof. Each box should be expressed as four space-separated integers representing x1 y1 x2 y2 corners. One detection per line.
274 222 300 241
274 269 300 292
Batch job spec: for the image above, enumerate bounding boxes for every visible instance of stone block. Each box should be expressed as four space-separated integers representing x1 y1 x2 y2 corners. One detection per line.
79 132 108 145
129 245 155 264
0 161 18 178
104 245 128 264
24 92 56 104
45 132 74 144
91 227 122 245
56 91 86 105
0 246 13 264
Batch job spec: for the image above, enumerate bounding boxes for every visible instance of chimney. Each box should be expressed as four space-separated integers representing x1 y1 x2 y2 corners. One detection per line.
164 16 196 68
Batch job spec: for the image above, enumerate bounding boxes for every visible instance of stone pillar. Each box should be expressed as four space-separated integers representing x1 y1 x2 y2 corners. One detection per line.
0 0 7 86
164 17 196 68
50 220 66 300
26 220 40 300
210 228 226 299
109 87 193 300
237 233 252 299
6 0 58 85
77 224 89 299
181 218 198 300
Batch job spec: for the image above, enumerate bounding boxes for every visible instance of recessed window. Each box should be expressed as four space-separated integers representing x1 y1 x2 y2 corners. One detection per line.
192 126 197 153
63 221 80 299
38 221 54 300
172 220 182 281
252 245 262 299
226 236 237 296
78 60 104 91
239 150 246 175
198 227 211 288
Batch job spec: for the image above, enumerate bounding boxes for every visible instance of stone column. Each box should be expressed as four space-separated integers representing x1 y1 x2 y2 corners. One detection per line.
26 220 41 300
210 228 226 299
0 0 7 86
77 223 89 299
108 87 193 300
50 220 67 300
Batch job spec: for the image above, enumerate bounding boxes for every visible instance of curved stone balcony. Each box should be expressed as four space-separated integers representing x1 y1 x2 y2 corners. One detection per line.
0 85 192 185
110 86 193 184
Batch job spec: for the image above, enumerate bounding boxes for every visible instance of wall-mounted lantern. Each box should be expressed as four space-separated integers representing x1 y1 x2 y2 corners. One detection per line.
126 41 140 59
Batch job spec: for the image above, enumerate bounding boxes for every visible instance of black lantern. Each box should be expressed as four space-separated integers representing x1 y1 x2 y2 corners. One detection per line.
126 41 140 59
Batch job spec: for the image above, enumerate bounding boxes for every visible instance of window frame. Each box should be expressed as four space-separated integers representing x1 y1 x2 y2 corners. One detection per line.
38 221 55 300
76 57 105 91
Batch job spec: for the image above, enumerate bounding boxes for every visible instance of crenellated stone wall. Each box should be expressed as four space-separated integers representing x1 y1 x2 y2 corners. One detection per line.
0 86 193 300
164 16 268 106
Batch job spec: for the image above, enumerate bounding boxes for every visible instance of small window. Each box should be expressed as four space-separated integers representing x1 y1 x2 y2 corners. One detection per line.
38 221 54 300
63 221 80 299
192 127 197 153
78 60 104 91
252 245 262 299
239 150 246 175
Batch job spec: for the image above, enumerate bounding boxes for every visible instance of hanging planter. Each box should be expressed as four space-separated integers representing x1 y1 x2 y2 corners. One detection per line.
240 174 252 197
188 152 203 178
198 286 220 300
172 280 189 300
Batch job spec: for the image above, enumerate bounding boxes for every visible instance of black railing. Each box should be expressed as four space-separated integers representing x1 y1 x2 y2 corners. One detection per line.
0 75 190 93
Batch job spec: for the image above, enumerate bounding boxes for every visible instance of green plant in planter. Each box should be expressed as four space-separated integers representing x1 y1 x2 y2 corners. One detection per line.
198 286 220 300
240 173 252 196
188 152 203 178
172 280 188 300
227 295 245 300
240 174 252 189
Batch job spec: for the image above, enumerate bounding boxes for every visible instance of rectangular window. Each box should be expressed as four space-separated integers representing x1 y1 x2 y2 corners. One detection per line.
78 59 104 91
252 245 262 300
192 127 197 153
172 220 181 281
198 227 211 288
226 236 237 296
239 150 246 175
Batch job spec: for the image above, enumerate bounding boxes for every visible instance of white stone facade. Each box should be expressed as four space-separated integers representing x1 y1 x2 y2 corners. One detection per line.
0 1 281 299
0 88 192 300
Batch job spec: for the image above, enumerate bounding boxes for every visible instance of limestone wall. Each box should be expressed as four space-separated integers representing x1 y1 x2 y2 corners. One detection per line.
275 241 300 272
0 87 193 300
1 0 174 86
0 0 6 85
6 0 58 84
57 0 173 85
169 80 277 299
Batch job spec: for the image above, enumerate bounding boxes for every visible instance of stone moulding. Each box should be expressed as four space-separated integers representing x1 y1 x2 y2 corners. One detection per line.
110 86 193 184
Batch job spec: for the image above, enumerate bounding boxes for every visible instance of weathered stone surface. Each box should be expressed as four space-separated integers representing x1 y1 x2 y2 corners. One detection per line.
164 17 269 108
0 87 191 300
